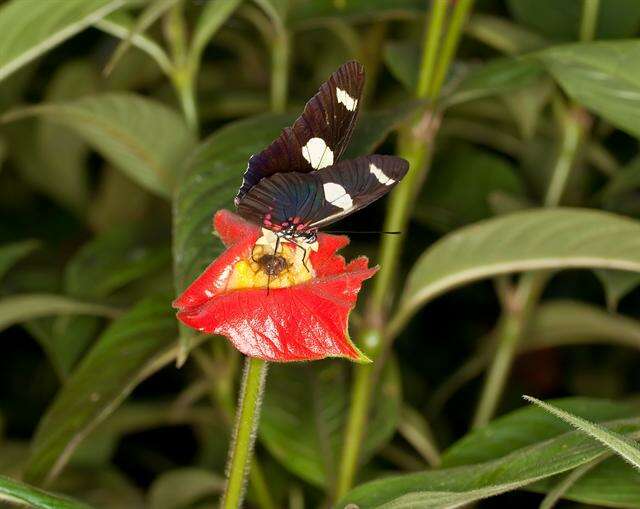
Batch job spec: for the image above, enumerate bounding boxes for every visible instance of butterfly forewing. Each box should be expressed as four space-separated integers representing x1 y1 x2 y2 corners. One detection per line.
237 155 409 230
234 61 365 206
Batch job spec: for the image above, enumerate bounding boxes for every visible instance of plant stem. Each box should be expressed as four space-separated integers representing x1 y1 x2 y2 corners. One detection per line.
270 25 289 114
221 357 268 509
580 0 600 42
472 102 586 428
337 0 474 498
429 0 474 98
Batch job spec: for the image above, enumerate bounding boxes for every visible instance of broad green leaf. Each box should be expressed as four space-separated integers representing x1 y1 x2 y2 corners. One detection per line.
24 297 181 484
465 14 548 55
442 398 640 467
0 0 126 82
595 269 640 310
147 468 224 509
0 474 92 509
414 146 524 233
0 294 119 334
393 209 640 337
531 456 640 508
507 0 640 41
3 93 196 197
601 155 640 215
445 58 544 107
260 360 401 488
65 224 170 299
94 10 172 75
191 0 243 61
0 239 39 282
537 41 640 140
340 416 640 508
525 396 640 471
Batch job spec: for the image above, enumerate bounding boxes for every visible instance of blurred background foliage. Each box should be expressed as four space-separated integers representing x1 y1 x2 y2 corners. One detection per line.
1 0 640 507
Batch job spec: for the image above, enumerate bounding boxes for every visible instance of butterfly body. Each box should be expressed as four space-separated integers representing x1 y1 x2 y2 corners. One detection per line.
234 61 409 253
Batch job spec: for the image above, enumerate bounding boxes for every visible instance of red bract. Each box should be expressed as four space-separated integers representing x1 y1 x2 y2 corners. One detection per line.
173 210 377 362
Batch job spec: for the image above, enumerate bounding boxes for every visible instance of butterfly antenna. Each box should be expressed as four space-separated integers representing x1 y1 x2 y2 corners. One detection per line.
327 230 402 235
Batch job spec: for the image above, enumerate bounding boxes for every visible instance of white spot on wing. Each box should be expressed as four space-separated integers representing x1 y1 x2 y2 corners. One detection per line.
323 182 353 210
336 87 358 111
302 137 333 169
369 163 395 186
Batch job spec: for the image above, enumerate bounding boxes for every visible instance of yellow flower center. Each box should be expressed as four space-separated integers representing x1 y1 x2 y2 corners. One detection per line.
226 242 315 291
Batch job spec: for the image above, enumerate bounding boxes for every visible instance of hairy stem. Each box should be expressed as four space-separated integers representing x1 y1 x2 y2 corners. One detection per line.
337 0 474 498
221 357 268 509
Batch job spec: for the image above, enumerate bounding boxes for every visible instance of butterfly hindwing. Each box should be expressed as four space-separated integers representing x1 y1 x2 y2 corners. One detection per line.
236 155 409 229
234 61 365 205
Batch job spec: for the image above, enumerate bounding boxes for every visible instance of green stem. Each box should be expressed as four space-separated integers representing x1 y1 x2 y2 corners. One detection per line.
472 102 585 428
271 26 289 114
221 357 268 509
416 0 447 98
336 362 375 498
579 0 600 42
337 0 474 498
429 0 474 98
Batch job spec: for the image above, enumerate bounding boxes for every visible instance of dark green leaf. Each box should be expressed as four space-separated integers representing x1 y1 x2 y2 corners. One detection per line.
3 93 196 197
594 269 640 311
340 415 640 507
383 41 419 91
414 146 524 233
147 468 225 509
260 360 401 488
507 0 640 41
0 0 126 82
466 14 549 55
0 294 119 334
0 239 39 282
24 297 180 484
0 474 92 509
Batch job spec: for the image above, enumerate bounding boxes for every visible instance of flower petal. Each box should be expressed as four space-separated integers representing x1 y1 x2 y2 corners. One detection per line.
177 263 377 362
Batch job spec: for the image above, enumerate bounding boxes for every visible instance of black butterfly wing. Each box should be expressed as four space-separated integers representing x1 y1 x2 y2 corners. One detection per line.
234 61 365 206
237 155 409 229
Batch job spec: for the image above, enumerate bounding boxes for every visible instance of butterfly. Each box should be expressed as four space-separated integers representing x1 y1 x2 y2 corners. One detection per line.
234 61 409 263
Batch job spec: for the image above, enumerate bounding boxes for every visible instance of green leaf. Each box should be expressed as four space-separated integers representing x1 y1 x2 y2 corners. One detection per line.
260 360 401 488
414 146 524 233
340 415 640 508
0 0 127 83
0 239 39 282
524 396 640 472
24 297 181 484
442 398 640 467
394 209 640 336
594 269 640 311
445 57 544 107
191 0 243 61
3 93 196 197
64 224 170 299
507 0 640 41
147 468 225 509
0 474 92 509
537 41 640 140
465 14 548 55
0 294 119 334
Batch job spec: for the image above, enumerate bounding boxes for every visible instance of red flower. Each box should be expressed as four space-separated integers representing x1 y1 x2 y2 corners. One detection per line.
172 210 377 362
